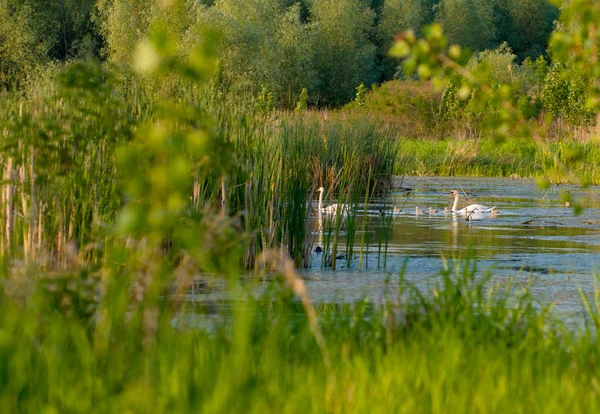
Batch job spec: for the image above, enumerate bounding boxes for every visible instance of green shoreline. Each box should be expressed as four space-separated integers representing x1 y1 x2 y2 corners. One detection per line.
395 137 600 185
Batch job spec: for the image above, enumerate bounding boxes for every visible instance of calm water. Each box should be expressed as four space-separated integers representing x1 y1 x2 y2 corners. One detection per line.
299 176 600 323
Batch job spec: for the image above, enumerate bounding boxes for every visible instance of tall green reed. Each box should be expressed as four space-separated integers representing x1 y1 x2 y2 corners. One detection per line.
0 62 136 265
3 244 600 412
0 69 397 270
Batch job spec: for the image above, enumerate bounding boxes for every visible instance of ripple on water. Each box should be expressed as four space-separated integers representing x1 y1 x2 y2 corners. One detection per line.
299 176 600 326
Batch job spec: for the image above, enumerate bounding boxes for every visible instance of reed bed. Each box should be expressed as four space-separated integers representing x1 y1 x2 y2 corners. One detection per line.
0 63 397 270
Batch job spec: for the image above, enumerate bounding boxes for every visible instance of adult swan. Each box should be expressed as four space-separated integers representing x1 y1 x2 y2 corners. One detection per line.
449 190 496 214
317 187 348 216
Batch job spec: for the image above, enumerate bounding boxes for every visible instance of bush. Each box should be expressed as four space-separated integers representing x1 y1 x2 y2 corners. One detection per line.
344 80 445 139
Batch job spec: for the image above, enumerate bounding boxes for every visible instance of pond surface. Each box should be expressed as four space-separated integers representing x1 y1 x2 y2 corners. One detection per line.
299 176 600 325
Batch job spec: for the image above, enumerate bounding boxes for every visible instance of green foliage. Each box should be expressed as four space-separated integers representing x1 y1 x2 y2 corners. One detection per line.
4 1 600 412
195 0 286 94
4 249 600 411
222 109 397 268
310 0 379 106
354 83 368 107
472 43 517 86
0 3 47 89
28 0 100 60
378 0 435 78
547 1 600 115
96 0 157 64
97 0 200 65
114 23 246 278
438 43 524 137
271 4 319 107
1 0 565 107
497 0 558 61
0 3 398 267
194 0 381 106
540 63 595 127
0 61 134 260
395 136 600 184
254 85 275 115
188 1 318 107
295 87 309 111
0 0 101 90
90 0 564 108
434 0 497 53
379 0 435 41
343 80 445 138
391 0 600 185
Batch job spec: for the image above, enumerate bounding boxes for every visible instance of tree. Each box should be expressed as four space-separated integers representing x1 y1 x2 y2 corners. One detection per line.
0 0 103 90
540 63 594 128
97 0 203 65
29 0 100 60
434 0 497 53
0 3 47 89
378 0 435 79
191 0 286 96
379 0 434 43
497 0 558 61
271 4 319 107
188 1 317 108
309 0 379 106
439 43 519 137
96 0 158 64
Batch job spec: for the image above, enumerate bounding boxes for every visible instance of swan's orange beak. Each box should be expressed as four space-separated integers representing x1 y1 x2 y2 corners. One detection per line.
449 191 456 197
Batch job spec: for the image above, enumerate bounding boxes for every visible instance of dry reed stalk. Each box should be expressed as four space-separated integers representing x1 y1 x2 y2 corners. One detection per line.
192 179 200 209
1 155 3 253
37 203 43 261
3 157 14 254
258 249 337 409
56 201 64 267
19 155 30 260
28 151 36 261
220 177 227 216
257 249 331 372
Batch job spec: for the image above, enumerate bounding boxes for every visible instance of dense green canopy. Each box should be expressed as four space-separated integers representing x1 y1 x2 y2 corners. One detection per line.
2 0 558 106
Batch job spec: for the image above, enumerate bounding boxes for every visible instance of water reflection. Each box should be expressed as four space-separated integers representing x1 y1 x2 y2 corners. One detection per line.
300 176 600 322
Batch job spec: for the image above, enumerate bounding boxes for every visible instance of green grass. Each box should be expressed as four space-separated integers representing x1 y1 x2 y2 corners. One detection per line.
2 255 600 412
396 137 539 178
395 136 600 184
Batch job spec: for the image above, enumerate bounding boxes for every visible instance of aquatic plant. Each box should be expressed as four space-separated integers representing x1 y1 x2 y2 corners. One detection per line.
3 1 600 412
3 245 600 412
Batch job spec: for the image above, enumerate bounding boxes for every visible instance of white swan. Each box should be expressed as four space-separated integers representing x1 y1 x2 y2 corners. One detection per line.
317 187 348 216
322 203 347 215
449 190 496 214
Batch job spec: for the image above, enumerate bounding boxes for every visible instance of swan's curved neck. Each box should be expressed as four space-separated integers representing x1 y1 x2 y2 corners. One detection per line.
318 190 323 212
452 193 459 212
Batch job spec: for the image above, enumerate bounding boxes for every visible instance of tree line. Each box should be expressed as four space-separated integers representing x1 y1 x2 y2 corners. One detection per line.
1 0 558 107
